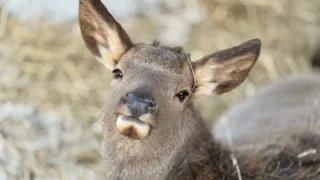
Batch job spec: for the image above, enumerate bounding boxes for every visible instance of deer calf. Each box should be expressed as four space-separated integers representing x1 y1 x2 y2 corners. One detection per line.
78 0 320 179
214 74 320 179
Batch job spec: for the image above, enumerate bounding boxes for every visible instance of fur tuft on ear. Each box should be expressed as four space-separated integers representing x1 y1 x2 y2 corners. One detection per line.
79 0 134 69
192 39 261 96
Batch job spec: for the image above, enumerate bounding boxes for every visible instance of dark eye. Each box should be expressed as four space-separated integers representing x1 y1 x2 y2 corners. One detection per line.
176 91 189 102
112 69 123 79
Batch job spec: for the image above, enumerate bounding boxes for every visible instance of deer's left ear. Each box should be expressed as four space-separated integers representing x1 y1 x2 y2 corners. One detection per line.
192 39 261 96
78 0 133 69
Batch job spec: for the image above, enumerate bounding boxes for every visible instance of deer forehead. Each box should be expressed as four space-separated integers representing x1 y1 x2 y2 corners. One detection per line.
119 63 194 92
118 45 188 72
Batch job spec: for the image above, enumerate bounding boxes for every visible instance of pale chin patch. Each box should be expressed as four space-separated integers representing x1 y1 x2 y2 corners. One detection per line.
116 115 151 140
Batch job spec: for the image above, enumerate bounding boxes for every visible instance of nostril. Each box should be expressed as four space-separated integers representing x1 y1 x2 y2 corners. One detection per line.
126 94 135 104
145 100 155 107
147 105 157 113
125 94 134 104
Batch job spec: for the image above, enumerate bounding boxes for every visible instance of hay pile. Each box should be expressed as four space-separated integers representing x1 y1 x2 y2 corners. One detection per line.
0 0 319 179
0 14 107 180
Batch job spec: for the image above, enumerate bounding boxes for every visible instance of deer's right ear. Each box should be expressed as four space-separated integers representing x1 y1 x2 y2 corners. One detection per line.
79 0 134 69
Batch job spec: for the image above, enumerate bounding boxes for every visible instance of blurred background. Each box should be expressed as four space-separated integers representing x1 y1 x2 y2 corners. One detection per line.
0 0 319 179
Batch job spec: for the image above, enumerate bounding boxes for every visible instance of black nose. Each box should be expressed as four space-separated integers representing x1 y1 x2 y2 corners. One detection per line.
125 93 156 118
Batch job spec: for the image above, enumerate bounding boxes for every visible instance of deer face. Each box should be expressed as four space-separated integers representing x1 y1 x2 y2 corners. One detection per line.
103 45 195 139
79 0 261 140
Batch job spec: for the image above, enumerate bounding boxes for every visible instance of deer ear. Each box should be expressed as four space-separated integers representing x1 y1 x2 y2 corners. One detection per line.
192 39 261 96
79 0 134 69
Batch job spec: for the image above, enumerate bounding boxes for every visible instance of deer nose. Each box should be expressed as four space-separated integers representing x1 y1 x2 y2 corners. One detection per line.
125 93 156 118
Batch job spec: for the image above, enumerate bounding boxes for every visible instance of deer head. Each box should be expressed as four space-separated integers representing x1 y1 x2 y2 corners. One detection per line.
79 0 261 142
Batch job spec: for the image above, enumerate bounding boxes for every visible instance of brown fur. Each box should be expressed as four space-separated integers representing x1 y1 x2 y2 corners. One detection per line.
78 1 320 179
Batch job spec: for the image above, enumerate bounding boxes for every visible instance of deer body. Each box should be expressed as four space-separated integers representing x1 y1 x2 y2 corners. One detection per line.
214 74 320 149
78 0 319 179
214 74 320 179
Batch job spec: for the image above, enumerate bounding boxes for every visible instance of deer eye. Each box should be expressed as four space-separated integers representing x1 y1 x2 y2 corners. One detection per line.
112 69 123 79
176 91 189 102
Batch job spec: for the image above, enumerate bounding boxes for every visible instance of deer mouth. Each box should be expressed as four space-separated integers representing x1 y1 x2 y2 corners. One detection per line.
116 115 152 139
115 104 157 139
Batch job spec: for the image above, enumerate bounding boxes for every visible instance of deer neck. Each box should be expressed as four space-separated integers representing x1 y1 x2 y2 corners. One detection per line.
170 104 230 178
100 103 226 179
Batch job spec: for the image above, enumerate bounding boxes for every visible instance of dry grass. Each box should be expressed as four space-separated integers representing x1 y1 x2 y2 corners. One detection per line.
0 0 319 179
0 11 107 180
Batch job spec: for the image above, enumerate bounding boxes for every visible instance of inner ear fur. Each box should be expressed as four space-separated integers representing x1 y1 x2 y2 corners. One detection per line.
78 0 134 69
192 38 261 96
